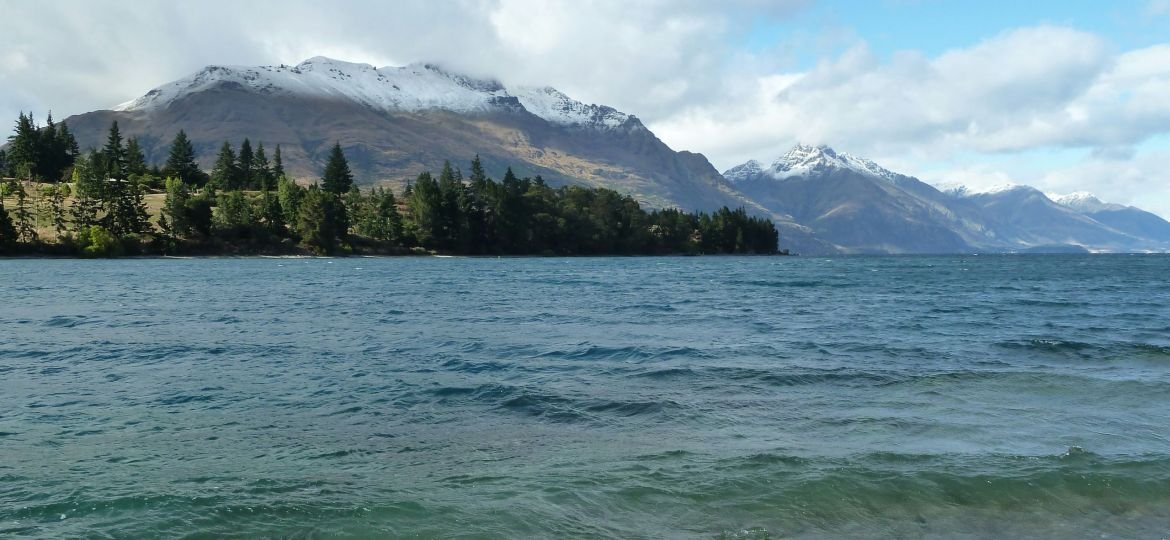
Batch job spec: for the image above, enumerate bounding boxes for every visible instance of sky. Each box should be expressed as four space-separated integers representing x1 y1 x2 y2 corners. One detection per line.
2 0 1169 217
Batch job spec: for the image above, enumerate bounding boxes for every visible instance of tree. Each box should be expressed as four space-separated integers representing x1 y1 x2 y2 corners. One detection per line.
0 200 16 253
103 121 127 180
69 155 105 232
209 142 237 191
213 190 255 237
160 177 192 238
272 144 285 179
354 186 402 243
107 177 152 236
8 112 39 178
321 142 353 195
237 138 254 189
277 175 305 226
45 184 67 237
164 130 203 186
125 137 148 177
406 171 441 248
9 179 37 244
254 143 272 190
296 186 344 254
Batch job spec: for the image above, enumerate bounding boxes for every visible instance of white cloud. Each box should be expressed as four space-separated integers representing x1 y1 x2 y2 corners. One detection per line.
0 0 804 136
1039 145 1170 219
652 26 1163 169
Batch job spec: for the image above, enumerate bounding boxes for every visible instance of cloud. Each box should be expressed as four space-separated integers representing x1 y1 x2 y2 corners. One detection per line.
0 0 804 137
652 26 1170 173
1040 145 1170 219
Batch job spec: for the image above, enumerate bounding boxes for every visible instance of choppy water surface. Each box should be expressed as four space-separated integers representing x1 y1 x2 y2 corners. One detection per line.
2 255 1169 538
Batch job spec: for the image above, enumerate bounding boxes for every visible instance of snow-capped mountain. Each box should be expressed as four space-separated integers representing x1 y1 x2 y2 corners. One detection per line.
1050 192 1126 213
114 57 632 130
724 144 900 183
61 56 770 215
722 144 1170 253
1049 192 1170 243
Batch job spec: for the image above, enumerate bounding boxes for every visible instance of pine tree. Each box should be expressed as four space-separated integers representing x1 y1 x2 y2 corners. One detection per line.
41 112 60 180
0 149 8 177
10 180 37 244
296 186 344 254
103 121 127 180
272 144 285 179
237 138 254 189
126 137 148 177
164 130 202 186
7 112 39 178
46 184 67 237
321 142 353 195
69 155 105 232
209 142 237 191
0 200 16 253
108 177 151 236
254 143 272 190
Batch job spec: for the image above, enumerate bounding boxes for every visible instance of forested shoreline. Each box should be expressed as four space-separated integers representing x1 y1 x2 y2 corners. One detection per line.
0 113 781 257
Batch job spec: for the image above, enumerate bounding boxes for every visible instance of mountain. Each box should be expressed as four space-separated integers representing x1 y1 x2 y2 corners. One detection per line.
723 144 994 253
1052 192 1170 243
724 145 1170 254
61 57 760 214
948 185 1148 251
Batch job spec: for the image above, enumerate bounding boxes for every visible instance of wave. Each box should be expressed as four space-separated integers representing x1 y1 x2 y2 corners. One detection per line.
996 339 1170 360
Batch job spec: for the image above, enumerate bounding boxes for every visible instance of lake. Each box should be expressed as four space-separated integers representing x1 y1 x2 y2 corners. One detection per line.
2 255 1168 538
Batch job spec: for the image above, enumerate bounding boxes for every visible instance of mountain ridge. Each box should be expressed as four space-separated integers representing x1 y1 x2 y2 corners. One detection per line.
724 144 1170 253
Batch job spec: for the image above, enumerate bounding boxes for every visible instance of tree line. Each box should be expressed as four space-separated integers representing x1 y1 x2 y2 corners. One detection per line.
1 113 780 256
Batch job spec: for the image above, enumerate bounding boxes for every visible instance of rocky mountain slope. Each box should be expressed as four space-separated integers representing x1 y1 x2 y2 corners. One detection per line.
61 57 760 214
725 145 1170 253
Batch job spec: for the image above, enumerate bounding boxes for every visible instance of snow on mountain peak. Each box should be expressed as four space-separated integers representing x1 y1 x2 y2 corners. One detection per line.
767 144 900 181
113 56 629 130
1051 191 1126 213
940 183 1032 197
721 160 765 183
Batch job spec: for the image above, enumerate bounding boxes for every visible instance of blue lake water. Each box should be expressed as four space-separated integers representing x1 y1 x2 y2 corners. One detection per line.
1 255 1169 538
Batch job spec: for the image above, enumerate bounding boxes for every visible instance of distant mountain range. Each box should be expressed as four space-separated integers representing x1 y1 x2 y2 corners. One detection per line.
723 145 1170 253
55 57 1170 254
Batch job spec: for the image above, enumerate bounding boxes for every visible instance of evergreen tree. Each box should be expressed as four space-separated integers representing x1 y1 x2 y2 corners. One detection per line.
407 171 441 248
0 149 8 177
10 180 38 244
0 200 16 253
125 137 148 177
7 112 39 178
209 142 237 191
46 184 67 237
321 142 353 195
69 155 105 232
161 177 192 238
296 186 344 254
102 121 127 180
354 186 402 243
213 190 255 237
57 122 79 165
277 175 305 226
164 130 202 186
437 161 466 250
254 143 272 190
272 144 285 179
237 138 254 189
108 177 151 236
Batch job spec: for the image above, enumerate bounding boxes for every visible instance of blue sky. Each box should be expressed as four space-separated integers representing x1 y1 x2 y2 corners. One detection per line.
740 0 1168 61
2 0 1168 216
